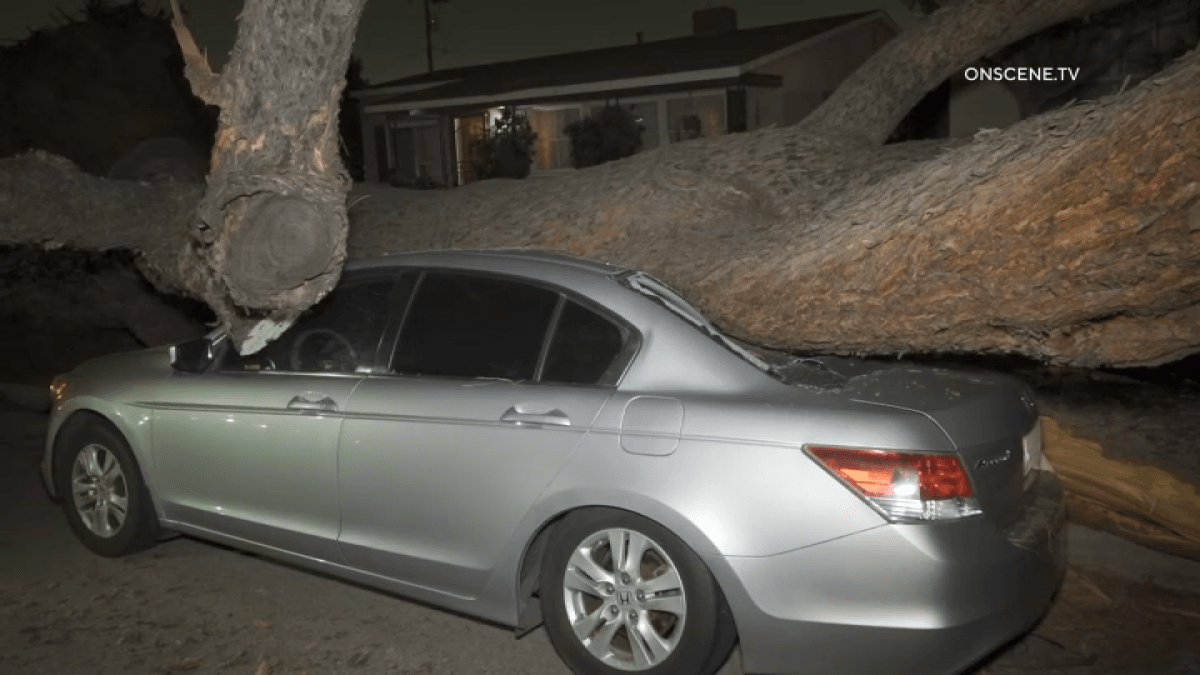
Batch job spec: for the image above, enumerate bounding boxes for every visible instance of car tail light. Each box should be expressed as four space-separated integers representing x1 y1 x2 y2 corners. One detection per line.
807 445 983 522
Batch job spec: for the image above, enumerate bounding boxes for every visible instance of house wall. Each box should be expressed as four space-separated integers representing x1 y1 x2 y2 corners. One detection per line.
748 17 894 127
362 111 386 182
359 16 898 183
520 87 730 174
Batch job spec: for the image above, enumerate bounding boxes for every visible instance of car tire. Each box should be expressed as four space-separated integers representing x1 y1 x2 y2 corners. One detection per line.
54 416 159 557
541 508 737 675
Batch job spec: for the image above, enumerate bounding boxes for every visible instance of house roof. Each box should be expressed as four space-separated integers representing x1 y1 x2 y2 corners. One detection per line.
359 10 886 113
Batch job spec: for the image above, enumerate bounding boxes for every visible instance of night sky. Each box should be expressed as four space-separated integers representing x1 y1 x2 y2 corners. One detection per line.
1 0 913 84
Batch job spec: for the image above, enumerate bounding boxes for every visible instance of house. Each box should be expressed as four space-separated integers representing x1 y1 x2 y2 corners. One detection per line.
355 8 899 186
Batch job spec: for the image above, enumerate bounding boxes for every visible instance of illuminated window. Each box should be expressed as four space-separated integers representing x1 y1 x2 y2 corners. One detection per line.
667 94 726 142
530 106 582 171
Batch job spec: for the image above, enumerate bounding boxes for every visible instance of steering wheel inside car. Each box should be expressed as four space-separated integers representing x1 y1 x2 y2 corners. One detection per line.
289 329 359 372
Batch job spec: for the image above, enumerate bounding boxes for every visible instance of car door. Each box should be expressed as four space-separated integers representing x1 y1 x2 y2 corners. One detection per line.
150 271 402 561
336 271 633 598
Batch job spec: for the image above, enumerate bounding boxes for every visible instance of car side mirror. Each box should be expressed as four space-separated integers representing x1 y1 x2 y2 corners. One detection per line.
170 337 214 373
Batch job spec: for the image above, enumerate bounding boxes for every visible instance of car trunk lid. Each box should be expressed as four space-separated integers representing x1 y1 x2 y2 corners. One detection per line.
774 356 1040 527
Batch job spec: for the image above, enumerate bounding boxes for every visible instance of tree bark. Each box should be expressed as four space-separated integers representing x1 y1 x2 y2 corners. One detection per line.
167 0 367 351
8 0 1189 366
1044 417 1200 561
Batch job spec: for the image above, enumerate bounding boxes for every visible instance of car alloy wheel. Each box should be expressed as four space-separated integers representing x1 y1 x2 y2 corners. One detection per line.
70 442 129 538
55 416 159 557
562 527 687 670
541 508 736 675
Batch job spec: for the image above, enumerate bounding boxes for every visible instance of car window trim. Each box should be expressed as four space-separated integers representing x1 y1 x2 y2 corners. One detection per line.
532 294 566 382
369 270 421 374
381 269 424 375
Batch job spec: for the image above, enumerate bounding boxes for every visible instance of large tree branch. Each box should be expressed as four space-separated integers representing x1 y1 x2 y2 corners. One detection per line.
169 0 367 351
5 0 1196 368
805 0 1132 144
4 46 1197 367
0 151 199 289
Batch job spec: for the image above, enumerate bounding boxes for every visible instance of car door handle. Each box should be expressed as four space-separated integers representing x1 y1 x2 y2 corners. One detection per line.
287 395 338 412
500 407 571 426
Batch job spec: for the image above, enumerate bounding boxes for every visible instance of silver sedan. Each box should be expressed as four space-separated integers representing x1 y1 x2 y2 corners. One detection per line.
43 250 1066 675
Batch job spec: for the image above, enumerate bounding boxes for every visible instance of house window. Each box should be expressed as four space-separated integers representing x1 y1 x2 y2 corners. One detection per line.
667 94 726 142
454 113 488 184
530 106 581 171
388 118 444 187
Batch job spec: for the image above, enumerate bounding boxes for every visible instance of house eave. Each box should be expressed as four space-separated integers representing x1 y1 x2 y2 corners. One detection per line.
353 78 462 101
741 10 896 74
364 66 751 115
434 73 784 115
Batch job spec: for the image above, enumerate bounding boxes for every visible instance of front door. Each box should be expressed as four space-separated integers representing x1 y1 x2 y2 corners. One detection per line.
150 273 400 561
336 272 631 598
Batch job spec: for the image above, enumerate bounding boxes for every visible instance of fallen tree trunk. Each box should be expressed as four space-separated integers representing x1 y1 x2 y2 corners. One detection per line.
1044 417 1200 561
3 44 1198 367
6 0 1197 368
168 0 367 351
355 50 1200 369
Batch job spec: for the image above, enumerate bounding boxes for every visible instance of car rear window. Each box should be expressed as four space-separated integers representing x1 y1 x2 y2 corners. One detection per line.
541 300 625 385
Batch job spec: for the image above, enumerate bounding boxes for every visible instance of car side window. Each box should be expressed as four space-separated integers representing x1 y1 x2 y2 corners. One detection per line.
541 300 626 385
220 276 399 374
391 273 559 381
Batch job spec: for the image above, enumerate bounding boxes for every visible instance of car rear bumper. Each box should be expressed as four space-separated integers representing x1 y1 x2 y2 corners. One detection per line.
709 469 1066 675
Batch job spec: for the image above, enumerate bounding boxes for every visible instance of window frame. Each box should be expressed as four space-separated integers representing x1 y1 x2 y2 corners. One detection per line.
382 268 640 388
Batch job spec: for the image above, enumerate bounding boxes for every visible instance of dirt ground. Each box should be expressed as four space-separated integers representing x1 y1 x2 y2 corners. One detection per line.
2 303 1200 674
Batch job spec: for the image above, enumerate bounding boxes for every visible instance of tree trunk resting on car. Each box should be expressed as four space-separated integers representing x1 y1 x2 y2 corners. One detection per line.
4 0 1197 368
164 0 367 352
1 0 1199 557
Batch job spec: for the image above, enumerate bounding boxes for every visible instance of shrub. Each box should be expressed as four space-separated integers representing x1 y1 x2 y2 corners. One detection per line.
564 105 645 169
468 107 537 180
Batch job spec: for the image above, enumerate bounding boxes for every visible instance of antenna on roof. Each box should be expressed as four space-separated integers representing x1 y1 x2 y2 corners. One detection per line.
424 0 449 72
